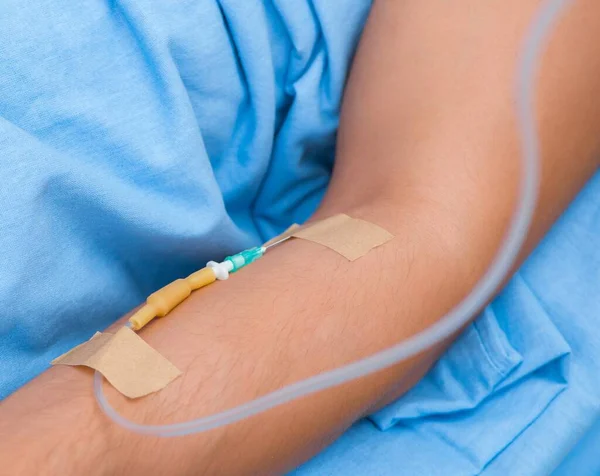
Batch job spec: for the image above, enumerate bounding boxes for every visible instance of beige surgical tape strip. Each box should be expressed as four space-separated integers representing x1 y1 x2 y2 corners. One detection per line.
52 327 181 398
265 214 394 261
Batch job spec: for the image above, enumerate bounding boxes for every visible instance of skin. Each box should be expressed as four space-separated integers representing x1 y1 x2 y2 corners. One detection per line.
1 1 599 474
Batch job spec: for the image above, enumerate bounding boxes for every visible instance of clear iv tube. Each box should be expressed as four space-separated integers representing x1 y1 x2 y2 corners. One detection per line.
95 0 575 437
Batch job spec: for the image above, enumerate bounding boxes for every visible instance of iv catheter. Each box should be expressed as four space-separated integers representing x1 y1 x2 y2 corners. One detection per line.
96 0 575 437
128 237 293 331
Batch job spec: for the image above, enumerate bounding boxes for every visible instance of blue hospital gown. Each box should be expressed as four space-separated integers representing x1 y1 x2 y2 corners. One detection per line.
0 2 598 474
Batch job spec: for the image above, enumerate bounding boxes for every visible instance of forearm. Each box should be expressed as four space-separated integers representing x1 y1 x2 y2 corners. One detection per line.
2 1 600 475
0 200 464 475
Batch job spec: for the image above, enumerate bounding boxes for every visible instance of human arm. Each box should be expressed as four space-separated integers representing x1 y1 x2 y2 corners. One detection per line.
2 1 600 474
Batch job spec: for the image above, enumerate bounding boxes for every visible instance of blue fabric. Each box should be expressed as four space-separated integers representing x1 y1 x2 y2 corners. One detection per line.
1 2 599 475
553 416 600 476
0 0 370 397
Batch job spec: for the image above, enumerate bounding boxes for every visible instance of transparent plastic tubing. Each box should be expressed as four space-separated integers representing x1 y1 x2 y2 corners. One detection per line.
95 0 575 437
